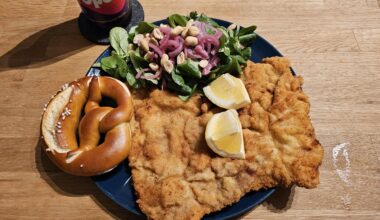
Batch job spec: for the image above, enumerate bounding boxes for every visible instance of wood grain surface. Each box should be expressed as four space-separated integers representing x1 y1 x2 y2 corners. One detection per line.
0 0 379 219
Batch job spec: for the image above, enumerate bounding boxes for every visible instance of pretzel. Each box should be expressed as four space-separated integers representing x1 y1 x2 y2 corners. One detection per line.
41 76 133 176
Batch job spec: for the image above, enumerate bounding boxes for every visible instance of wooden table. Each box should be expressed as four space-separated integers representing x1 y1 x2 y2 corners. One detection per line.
1 0 379 219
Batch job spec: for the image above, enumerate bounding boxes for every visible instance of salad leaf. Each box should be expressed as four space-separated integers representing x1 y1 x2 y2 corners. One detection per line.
241 47 251 59
197 13 220 27
177 59 202 79
100 52 127 78
226 56 243 75
220 47 231 56
127 26 137 43
120 63 132 77
214 56 242 76
188 11 198 20
135 21 157 34
234 55 247 65
126 72 140 89
238 33 257 46
92 62 101 68
109 27 129 57
129 50 149 70
238 25 257 37
163 71 192 95
218 30 228 48
231 37 243 53
168 14 188 27
179 84 198 101
172 70 186 86
167 80 192 95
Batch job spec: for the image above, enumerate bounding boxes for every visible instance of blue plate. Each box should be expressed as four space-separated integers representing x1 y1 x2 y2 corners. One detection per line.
88 18 287 220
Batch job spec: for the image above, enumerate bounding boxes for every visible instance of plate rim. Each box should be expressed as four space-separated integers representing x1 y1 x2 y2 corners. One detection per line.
87 17 288 219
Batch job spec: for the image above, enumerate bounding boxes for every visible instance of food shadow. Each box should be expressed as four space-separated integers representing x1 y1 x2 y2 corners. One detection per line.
229 187 295 220
0 18 93 72
34 137 144 220
262 186 295 213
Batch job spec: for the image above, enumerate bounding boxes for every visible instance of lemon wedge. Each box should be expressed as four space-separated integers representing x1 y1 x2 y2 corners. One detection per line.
203 73 251 109
205 109 245 159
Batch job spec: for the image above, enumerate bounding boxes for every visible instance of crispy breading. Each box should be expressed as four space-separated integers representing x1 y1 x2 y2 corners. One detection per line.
128 57 324 220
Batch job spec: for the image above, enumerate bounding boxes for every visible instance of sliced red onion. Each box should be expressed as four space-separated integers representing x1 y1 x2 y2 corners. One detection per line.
202 56 220 75
209 56 220 66
168 44 183 58
168 38 184 58
200 22 206 34
174 35 182 41
186 49 203 59
136 68 151 79
159 33 170 50
142 68 162 79
192 21 200 28
202 35 220 47
205 43 211 54
167 40 179 49
205 23 220 37
149 43 163 57
139 21 224 79
194 45 209 59
184 47 189 58
192 21 202 30
202 64 212 75
193 21 207 38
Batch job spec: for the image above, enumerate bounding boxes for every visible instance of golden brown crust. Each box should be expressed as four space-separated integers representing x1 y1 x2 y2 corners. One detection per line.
41 76 133 176
129 57 324 220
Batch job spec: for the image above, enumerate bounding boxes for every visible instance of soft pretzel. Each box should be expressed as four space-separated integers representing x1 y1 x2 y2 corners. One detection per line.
41 76 133 176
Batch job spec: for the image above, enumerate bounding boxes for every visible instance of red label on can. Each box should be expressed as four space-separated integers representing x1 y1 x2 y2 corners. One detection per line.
79 0 126 15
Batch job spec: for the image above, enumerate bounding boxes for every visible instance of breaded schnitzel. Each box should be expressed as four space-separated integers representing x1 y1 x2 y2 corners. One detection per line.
128 57 324 220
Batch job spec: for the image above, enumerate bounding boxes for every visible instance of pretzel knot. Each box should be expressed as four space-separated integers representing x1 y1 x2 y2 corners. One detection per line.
41 76 133 176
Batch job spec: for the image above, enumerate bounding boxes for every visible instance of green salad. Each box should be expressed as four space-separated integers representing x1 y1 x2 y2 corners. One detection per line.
97 12 257 100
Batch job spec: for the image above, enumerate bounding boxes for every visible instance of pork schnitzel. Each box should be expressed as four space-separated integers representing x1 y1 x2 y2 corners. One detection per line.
128 57 324 220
